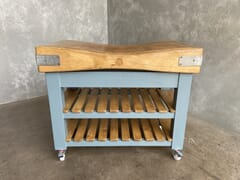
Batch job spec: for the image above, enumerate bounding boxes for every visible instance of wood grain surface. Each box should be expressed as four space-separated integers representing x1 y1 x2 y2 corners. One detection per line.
36 40 203 73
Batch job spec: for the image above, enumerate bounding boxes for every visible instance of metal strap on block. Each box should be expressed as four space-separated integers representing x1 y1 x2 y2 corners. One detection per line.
36 55 60 66
178 56 202 66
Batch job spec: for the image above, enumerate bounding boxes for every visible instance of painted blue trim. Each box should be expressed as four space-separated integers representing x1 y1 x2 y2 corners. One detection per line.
67 140 172 147
63 112 175 119
59 71 179 88
171 74 192 150
46 73 67 150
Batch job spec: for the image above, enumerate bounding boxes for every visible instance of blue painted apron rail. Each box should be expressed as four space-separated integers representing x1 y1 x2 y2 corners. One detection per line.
59 71 179 88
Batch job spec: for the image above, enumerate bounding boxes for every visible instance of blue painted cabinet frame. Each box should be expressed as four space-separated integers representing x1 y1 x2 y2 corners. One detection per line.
45 71 192 159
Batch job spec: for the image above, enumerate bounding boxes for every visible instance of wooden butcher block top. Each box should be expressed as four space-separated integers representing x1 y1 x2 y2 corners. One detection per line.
35 40 203 73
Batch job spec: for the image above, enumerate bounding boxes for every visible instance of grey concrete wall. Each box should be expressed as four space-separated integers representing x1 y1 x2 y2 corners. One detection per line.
1 0 239 133
0 0 108 104
108 0 240 133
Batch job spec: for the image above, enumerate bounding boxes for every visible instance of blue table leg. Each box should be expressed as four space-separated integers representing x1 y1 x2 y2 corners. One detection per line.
46 73 67 151
171 74 192 158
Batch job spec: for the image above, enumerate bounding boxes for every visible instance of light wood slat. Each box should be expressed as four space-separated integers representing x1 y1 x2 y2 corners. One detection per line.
110 88 119 113
130 89 144 112
160 119 173 141
130 119 142 141
110 119 119 141
74 119 88 142
149 119 165 141
121 119 130 141
140 119 154 141
157 89 176 113
66 119 78 142
139 89 156 112
97 88 109 113
120 89 131 112
98 119 108 141
72 88 89 113
86 119 99 141
63 89 80 112
84 89 99 113
149 89 168 113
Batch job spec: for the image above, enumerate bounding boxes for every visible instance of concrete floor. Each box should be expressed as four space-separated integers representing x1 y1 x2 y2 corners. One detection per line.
0 96 239 180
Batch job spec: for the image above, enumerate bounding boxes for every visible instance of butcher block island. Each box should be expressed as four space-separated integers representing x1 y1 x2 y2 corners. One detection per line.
35 40 203 161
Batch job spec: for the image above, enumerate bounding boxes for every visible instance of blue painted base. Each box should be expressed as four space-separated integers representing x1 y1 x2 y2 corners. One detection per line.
45 71 193 154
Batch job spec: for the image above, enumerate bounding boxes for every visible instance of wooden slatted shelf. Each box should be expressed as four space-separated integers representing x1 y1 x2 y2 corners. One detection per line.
66 119 172 142
63 88 175 113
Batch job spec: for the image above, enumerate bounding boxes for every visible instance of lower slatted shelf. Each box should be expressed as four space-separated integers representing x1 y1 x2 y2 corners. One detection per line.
66 119 173 143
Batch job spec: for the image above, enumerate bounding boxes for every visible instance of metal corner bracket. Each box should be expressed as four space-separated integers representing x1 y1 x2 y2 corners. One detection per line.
178 56 202 66
36 55 60 66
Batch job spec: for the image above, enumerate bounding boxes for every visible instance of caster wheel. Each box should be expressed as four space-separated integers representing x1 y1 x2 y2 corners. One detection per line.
172 150 183 161
58 150 66 161
173 153 182 161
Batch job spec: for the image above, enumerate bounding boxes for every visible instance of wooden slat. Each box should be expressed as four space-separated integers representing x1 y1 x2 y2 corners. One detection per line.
120 89 131 112
121 119 130 141
110 119 119 141
98 119 108 141
97 88 109 113
86 119 99 141
139 89 156 112
72 88 89 113
110 89 119 113
157 89 176 113
84 89 99 113
149 89 168 113
130 119 142 141
63 89 79 112
130 89 144 112
74 119 88 142
140 119 154 141
149 119 165 141
160 119 173 141
66 119 78 142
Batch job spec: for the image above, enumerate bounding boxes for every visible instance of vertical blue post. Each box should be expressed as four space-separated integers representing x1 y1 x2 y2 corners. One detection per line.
45 73 67 150
171 73 192 151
